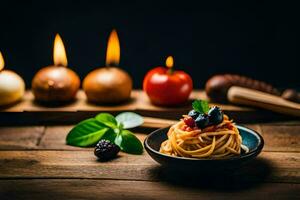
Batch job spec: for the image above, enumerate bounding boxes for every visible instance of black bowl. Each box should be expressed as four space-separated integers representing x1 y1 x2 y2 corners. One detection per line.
144 125 264 171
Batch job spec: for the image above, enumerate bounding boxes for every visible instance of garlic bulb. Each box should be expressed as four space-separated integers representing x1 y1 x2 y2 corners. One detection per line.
0 70 25 106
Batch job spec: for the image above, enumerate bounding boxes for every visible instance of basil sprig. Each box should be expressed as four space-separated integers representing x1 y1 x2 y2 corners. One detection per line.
192 99 210 114
66 112 144 154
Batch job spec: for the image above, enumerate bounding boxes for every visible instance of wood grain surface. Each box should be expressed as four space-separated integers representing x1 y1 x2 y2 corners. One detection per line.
1 180 298 200
0 103 300 199
0 123 300 199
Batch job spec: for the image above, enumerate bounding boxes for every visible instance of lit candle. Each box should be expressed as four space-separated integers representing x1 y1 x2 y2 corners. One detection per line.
32 34 80 103
0 52 25 106
143 56 193 106
83 29 132 104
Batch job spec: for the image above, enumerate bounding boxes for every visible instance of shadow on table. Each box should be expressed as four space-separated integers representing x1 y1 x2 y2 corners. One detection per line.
149 157 273 191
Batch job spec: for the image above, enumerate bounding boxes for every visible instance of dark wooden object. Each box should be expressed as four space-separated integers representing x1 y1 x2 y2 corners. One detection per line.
205 74 300 116
227 86 300 117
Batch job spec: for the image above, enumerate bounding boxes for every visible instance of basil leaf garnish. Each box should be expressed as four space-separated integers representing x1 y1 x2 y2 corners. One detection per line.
66 118 110 147
95 113 118 129
102 128 118 143
114 130 143 154
66 112 144 155
192 100 210 114
116 112 144 129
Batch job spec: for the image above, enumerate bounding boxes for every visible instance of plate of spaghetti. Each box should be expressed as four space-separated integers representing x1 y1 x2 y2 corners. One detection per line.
144 100 264 170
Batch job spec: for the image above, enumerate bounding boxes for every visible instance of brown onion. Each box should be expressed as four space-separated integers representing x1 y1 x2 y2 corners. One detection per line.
32 66 80 102
83 67 132 104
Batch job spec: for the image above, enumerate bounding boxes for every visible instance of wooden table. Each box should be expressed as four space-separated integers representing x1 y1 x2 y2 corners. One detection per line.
0 122 299 200
0 90 299 199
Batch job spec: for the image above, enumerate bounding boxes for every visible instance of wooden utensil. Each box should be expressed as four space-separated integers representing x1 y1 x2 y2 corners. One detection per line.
205 74 300 103
227 86 300 117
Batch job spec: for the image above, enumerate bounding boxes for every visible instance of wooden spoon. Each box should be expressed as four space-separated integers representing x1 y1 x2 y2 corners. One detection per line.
227 86 300 117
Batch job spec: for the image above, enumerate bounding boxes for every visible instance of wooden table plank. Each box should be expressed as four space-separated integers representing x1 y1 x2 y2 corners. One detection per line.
0 90 251 113
260 125 300 152
0 90 296 125
0 150 299 183
0 179 299 200
0 124 299 153
5 124 296 153
38 126 147 150
37 125 255 150
0 126 45 149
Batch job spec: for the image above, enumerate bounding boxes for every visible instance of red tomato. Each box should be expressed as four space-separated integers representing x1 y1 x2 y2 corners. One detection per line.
143 67 193 106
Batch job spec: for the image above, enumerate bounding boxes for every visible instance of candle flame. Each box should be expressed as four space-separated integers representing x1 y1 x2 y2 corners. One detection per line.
166 56 174 69
53 34 68 66
106 29 120 66
0 52 4 71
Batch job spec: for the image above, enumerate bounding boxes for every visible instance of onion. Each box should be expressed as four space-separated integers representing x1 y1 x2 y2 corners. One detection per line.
0 70 25 106
32 66 80 102
83 67 132 104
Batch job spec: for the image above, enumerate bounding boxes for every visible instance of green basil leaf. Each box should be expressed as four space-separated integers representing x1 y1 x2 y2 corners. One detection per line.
66 118 109 147
115 112 144 129
95 113 118 129
114 130 143 154
192 100 210 114
101 128 118 143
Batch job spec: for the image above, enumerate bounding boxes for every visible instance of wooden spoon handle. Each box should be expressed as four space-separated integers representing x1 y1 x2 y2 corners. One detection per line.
227 86 300 117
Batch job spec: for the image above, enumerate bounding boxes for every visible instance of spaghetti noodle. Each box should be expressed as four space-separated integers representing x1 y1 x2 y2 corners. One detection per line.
160 114 249 158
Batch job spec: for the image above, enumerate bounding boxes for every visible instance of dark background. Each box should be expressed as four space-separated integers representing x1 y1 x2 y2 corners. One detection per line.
0 0 299 89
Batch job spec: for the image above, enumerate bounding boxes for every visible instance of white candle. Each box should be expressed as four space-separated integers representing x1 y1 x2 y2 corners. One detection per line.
0 52 25 106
